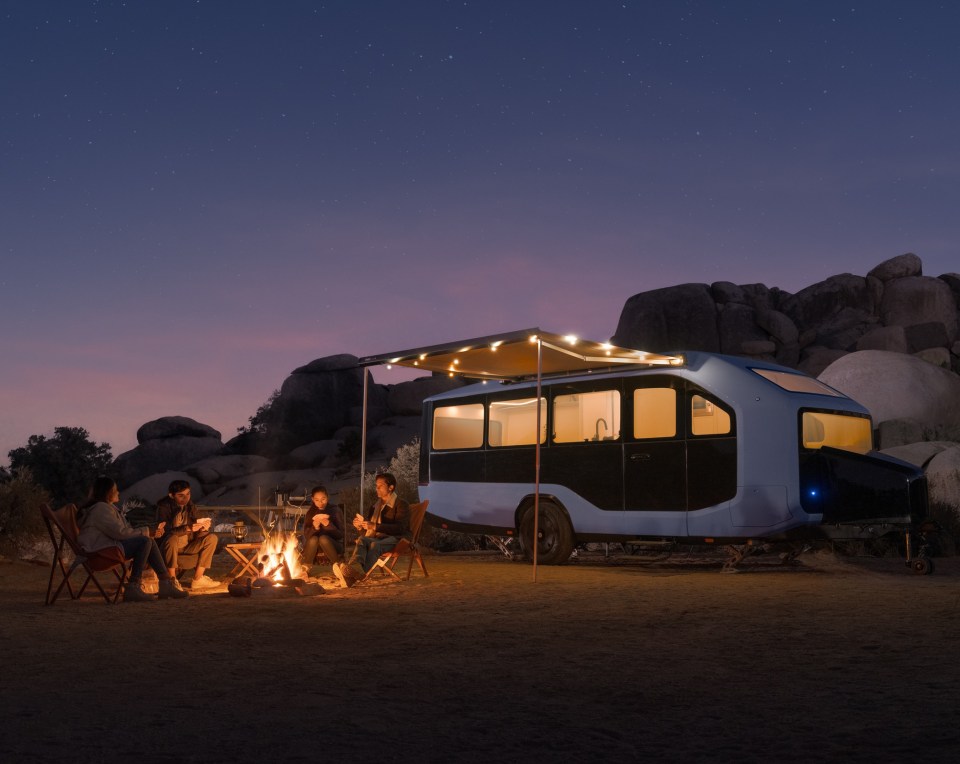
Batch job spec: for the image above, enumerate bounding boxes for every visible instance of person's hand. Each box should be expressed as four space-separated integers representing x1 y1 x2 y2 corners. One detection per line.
191 522 203 532
312 514 323 529
318 513 330 527
154 521 166 539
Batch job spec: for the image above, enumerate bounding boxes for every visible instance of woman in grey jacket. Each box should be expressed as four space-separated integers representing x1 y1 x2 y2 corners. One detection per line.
77 476 188 602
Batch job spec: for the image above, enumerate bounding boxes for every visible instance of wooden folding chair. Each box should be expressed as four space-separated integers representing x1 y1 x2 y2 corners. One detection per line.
362 500 430 582
41 503 130 605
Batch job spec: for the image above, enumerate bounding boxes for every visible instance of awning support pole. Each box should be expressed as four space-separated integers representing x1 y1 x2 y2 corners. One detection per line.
533 337 542 582
358 366 369 535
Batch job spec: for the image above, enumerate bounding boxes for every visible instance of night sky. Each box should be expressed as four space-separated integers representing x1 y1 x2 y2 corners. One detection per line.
2 1 958 460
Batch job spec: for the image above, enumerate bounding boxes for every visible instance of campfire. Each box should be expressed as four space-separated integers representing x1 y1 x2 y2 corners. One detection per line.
258 531 303 584
228 529 323 597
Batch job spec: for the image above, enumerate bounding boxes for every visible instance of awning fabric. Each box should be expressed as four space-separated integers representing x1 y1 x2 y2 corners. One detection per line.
358 327 683 381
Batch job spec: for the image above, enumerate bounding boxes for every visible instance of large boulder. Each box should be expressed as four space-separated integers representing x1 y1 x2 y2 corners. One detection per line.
120 471 202 504
880 276 957 343
819 351 960 434
925 446 960 510
867 252 922 282
114 417 223 488
137 416 220 444
613 283 719 352
185 454 271 485
287 440 341 469
856 326 908 353
814 307 879 350
255 354 389 454
780 274 873 334
798 346 848 377
717 303 767 355
387 375 467 416
880 441 955 469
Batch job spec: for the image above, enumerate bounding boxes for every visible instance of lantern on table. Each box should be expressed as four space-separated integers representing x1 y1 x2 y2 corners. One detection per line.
232 521 248 542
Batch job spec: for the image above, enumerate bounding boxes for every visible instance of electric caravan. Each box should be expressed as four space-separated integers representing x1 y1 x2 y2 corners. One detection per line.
360 329 929 570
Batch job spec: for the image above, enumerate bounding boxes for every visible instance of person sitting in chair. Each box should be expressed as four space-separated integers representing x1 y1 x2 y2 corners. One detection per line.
337 472 409 585
77 476 188 602
155 480 219 591
300 485 344 578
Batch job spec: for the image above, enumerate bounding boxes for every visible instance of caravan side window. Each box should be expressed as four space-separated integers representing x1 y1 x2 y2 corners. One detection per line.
489 397 546 447
633 388 677 439
690 394 732 436
432 404 484 450
553 389 621 443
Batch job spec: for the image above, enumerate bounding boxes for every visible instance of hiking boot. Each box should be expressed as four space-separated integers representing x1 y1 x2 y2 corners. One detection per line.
158 578 190 599
190 574 219 591
333 562 355 588
123 582 156 603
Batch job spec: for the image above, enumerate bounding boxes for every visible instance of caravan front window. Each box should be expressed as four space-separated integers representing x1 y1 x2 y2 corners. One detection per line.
801 411 871 454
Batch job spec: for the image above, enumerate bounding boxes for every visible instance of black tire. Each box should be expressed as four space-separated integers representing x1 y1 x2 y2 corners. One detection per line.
911 558 933 575
519 500 575 565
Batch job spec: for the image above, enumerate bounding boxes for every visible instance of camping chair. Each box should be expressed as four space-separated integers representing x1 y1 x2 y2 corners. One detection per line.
361 500 430 582
41 503 130 605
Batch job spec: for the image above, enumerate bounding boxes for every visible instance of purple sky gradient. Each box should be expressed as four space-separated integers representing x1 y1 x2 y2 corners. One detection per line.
2 1 959 460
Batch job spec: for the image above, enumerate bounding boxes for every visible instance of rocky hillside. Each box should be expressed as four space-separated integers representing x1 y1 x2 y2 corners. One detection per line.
116 252 960 514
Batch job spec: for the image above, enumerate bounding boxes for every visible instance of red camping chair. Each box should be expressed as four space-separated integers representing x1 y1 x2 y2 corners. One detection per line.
41 503 130 605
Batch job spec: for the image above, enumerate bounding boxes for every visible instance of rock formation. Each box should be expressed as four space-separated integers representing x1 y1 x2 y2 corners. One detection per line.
116 252 960 522
612 253 960 378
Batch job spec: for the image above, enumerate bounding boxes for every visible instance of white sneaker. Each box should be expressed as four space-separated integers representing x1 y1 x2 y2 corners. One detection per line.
191 574 220 591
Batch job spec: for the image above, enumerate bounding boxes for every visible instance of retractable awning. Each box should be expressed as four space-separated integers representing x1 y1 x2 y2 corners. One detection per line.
358 327 683 379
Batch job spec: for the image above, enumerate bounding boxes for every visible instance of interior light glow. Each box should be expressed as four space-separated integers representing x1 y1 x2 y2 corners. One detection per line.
390 357 401 363
600 343 613 351
563 334 578 345
529 335 538 343
419 353 427 360
385 364 393 370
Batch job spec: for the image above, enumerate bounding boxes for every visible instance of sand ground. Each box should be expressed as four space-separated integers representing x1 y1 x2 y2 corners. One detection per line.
2 547 959 763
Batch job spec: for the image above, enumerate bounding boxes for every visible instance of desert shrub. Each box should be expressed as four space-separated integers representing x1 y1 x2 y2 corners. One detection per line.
421 526 482 552
0 469 50 559
121 496 157 529
335 438 421 538
237 389 280 435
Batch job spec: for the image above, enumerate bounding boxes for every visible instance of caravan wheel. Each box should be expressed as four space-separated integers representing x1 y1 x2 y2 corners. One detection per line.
519 501 574 565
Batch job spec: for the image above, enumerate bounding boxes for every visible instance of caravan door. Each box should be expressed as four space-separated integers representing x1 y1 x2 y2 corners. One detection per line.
623 377 687 533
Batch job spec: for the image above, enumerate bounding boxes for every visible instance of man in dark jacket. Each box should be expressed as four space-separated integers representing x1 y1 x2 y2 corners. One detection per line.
156 480 219 591
337 472 409 583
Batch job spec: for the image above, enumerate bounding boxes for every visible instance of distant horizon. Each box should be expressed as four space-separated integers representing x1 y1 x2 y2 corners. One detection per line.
4 251 948 464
